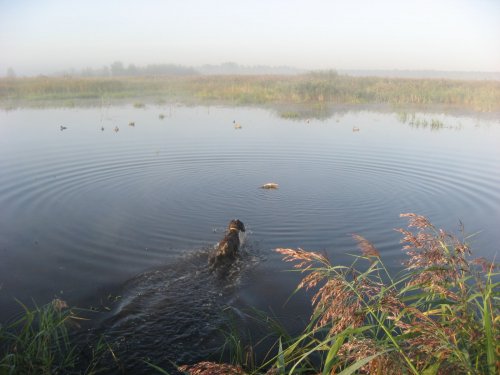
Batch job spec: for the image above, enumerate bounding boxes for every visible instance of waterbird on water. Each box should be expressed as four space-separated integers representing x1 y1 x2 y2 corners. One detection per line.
101 126 104 131
233 120 242 129
114 126 120 132
60 125 67 131
352 126 360 132
129 122 135 127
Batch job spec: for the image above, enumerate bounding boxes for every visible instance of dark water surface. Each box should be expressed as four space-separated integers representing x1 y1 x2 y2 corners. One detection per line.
1 105 499 369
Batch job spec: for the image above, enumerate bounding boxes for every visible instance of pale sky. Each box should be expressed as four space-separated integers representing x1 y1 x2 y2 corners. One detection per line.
1 0 499 75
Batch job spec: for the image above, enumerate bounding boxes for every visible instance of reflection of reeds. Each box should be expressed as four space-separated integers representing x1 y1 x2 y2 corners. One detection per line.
279 111 300 119
182 213 498 375
397 112 449 130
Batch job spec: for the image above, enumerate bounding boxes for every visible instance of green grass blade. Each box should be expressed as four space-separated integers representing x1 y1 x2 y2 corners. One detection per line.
322 333 346 375
336 352 384 375
144 360 171 374
277 338 285 374
421 361 441 375
483 275 496 375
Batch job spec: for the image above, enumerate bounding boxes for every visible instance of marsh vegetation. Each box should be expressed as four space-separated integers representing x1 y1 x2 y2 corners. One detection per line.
1 73 499 113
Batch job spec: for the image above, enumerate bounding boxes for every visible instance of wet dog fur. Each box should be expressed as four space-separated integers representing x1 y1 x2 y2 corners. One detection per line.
209 219 245 269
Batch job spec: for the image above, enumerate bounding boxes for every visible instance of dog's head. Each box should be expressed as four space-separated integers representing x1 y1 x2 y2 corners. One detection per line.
228 219 245 233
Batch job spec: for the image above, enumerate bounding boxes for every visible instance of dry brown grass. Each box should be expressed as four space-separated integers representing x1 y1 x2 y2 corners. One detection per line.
178 361 247 375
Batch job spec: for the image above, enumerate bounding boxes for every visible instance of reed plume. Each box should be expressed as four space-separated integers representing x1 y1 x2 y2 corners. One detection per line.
178 361 246 375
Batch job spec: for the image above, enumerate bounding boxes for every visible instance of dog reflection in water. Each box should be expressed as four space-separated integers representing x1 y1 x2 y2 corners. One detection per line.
209 219 246 271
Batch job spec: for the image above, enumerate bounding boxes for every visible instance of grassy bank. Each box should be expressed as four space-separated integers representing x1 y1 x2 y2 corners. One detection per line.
0 300 113 374
1 214 498 374
182 214 499 375
1 73 499 112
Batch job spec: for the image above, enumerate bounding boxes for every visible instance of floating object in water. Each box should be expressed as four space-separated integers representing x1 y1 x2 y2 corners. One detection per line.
159 114 165 120
352 126 360 132
52 298 68 312
260 182 279 189
60 125 67 131
233 120 242 129
114 126 120 132
129 122 135 127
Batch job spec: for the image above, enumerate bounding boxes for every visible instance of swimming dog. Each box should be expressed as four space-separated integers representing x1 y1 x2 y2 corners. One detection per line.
209 219 246 269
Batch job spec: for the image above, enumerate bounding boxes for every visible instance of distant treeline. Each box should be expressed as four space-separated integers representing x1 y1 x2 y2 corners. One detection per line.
1 72 499 112
65 61 198 77
45 61 307 78
49 62 303 77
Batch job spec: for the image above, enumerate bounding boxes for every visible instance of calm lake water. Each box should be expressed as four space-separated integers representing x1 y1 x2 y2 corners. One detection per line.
1 105 499 370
